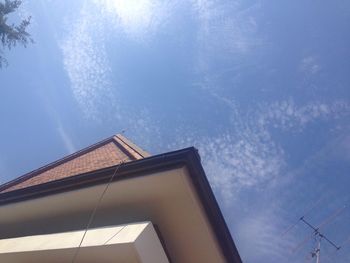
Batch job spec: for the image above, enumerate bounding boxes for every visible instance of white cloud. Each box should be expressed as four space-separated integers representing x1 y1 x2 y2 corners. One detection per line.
192 0 263 71
60 0 176 120
167 92 350 207
258 99 350 131
177 94 350 261
300 56 321 75
168 96 285 202
165 92 284 200
121 108 162 153
236 207 299 262
60 3 116 120
196 131 284 199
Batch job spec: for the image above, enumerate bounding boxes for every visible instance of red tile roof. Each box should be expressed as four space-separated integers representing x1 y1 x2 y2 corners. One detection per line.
0 134 149 193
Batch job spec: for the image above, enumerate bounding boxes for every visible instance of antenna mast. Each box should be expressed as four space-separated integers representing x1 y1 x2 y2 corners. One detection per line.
298 215 341 263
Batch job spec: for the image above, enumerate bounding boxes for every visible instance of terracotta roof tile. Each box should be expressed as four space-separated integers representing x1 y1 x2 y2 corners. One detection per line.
0 134 149 193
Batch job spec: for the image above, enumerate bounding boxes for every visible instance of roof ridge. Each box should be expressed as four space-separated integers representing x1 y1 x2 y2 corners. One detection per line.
114 134 150 159
0 135 132 192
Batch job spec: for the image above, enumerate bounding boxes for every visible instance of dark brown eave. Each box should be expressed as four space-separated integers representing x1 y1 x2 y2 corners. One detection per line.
0 147 242 263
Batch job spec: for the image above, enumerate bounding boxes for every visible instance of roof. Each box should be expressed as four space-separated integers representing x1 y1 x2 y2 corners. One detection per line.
0 147 242 262
0 134 150 193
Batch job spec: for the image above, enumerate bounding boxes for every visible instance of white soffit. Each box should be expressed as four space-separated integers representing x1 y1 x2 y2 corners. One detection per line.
0 167 226 262
0 222 169 263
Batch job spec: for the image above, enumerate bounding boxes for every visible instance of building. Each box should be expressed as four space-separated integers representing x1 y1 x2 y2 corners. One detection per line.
0 134 242 262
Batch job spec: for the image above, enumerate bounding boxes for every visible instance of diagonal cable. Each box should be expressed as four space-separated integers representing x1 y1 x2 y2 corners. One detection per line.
103 226 126 245
71 160 125 263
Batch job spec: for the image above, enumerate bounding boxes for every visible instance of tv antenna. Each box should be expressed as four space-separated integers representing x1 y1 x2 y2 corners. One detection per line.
290 205 346 263
299 215 341 263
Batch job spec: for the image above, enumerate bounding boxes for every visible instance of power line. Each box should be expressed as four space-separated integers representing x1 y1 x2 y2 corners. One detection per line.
103 226 126 245
281 197 324 237
71 160 125 263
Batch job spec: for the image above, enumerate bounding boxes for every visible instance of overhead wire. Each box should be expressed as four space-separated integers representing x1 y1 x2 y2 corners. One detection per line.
71 159 126 263
281 197 324 237
103 225 126 245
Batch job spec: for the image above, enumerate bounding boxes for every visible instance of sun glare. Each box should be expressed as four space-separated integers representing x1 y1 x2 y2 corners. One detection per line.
101 0 154 33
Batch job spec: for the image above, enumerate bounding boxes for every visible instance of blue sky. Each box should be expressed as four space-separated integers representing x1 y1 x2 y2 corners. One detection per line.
1 0 350 262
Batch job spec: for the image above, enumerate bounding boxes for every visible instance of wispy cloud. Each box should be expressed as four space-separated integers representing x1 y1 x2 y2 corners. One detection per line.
168 96 285 201
258 99 350 131
165 90 350 261
300 56 321 75
192 0 263 71
121 108 162 153
235 206 300 262
194 132 284 200
60 0 175 120
60 3 115 120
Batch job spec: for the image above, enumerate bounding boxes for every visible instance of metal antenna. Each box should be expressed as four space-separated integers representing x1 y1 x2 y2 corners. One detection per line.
292 206 344 263
282 197 324 237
